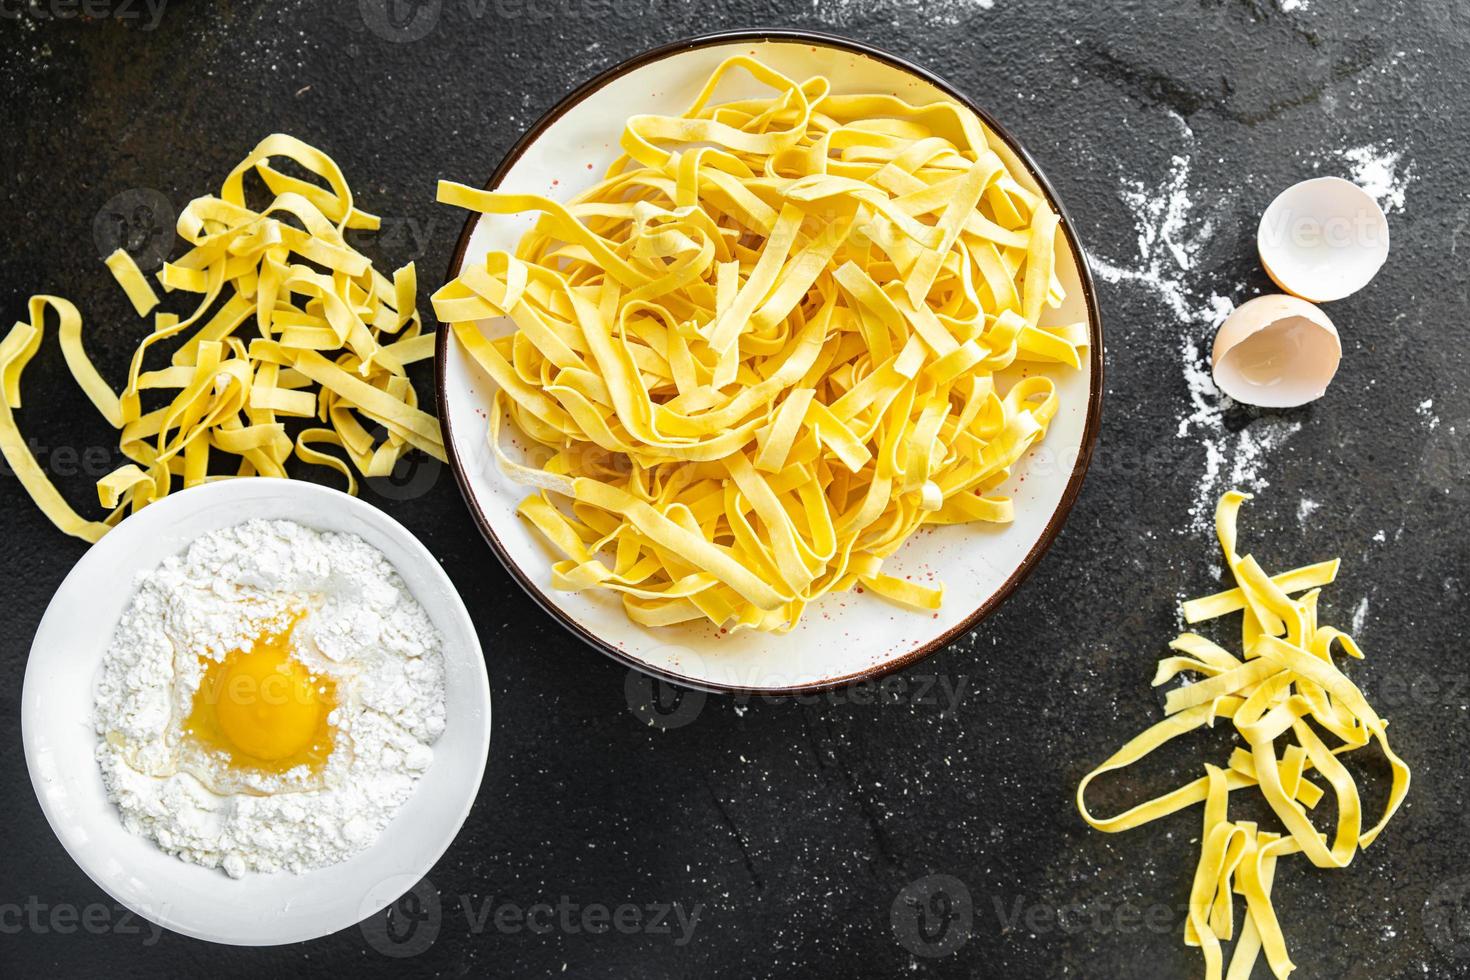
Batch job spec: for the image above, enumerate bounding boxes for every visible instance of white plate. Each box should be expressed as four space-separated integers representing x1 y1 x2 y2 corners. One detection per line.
21 479 491 946
436 30 1103 693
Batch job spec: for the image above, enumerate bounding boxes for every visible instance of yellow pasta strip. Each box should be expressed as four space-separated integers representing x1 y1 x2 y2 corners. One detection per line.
753 388 814 473
290 351 444 458
97 463 157 510
105 249 161 316
1164 659 1282 716
0 320 119 541
293 429 357 496
41 295 125 429
1226 833 1288 980
857 569 943 610
1182 560 1340 623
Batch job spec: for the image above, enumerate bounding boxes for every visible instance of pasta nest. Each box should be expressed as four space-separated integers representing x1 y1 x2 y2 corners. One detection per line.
435 56 1087 632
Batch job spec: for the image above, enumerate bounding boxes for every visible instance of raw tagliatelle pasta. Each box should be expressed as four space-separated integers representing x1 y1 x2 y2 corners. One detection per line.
0 134 445 543
434 55 1087 632
1077 491 1411 980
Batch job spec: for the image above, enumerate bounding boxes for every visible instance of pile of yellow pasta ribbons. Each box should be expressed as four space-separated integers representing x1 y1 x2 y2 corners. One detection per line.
434 55 1087 632
0 135 444 542
1078 491 1411 979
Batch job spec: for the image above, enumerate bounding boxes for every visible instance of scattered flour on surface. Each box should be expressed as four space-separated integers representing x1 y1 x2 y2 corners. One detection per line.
1373 530 1387 543
1089 125 1301 534
1280 0 1307 11
1351 597 1370 636
818 0 994 26
1341 142 1412 214
94 520 447 878
1416 398 1440 430
1297 498 1320 525
1088 149 1212 322
1228 420 1303 490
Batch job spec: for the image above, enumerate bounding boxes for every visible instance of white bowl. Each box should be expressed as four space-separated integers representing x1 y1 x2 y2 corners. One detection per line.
436 30 1103 694
21 479 491 946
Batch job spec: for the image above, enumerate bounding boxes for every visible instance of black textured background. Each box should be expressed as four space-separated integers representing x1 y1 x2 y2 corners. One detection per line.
3 2 1468 978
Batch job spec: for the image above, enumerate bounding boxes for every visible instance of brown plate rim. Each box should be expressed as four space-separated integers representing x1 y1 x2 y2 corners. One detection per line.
434 27 1106 696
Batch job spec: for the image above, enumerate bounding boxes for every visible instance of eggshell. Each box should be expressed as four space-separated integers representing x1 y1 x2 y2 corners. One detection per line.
1212 294 1341 408
1257 176 1389 302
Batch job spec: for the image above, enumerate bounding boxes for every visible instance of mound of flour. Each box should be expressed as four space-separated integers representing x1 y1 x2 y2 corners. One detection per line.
94 519 447 878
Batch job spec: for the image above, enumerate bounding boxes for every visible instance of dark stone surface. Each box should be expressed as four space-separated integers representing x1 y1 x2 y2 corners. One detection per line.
2 1 1467 977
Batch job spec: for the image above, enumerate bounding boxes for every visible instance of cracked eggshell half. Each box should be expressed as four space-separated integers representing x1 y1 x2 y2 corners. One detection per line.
1257 176 1389 302
1212 294 1341 408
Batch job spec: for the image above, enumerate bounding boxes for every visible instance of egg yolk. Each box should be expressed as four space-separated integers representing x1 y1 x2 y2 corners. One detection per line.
184 620 336 774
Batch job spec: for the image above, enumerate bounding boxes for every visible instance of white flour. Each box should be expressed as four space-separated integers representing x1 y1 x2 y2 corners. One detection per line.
1089 123 1306 534
1351 597 1370 636
94 520 446 878
818 0 994 27
1341 142 1411 214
